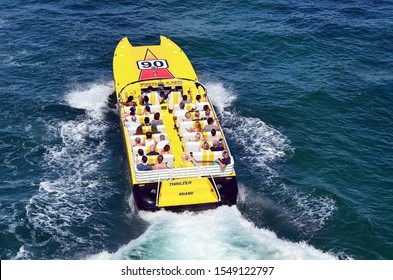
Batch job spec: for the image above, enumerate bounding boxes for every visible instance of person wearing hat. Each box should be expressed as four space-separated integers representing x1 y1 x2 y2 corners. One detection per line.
215 150 231 168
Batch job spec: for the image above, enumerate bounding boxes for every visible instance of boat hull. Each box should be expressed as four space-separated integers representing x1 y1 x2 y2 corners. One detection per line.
132 176 238 212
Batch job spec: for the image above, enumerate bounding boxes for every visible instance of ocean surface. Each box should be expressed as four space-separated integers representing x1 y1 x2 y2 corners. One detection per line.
1 0 392 260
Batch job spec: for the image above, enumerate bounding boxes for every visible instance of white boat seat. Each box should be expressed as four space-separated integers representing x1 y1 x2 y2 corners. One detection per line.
182 131 223 146
168 91 183 111
179 120 208 137
190 151 224 166
129 133 168 146
128 125 166 135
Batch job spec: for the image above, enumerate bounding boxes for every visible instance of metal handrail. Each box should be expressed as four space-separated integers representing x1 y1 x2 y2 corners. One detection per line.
210 173 221 201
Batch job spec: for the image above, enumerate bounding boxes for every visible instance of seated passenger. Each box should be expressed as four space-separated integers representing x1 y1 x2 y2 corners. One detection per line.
147 144 159 156
193 111 201 121
135 125 144 136
158 83 167 103
154 155 169 170
179 153 195 168
181 94 192 104
151 112 163 125
200 141 210 152
160 144 171 155
210 140 226 152
159 134 170 144
215 150 231 168
125 115 139 128
182 111 192 122
142 95 152 106
137 156 153 171
187 120 203 133
200 107 211 120
134 137 144 147
204 117 220 132
122 106 136 117
120 95 137 107
143 105 151 115
135 148 144 163
189 132 204 143
145 131 156 147
142 116 151 126
195 94 202 103
210 129 221 143
151 124 161 134
173 102 187 125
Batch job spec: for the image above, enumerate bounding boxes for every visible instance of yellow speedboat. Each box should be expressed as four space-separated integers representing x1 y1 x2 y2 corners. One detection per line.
113 35 238 211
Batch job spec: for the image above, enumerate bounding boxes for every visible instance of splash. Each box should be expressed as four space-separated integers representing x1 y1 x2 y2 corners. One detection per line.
205 81 293 175
201 81 335 237
21 81 115 259
88 206 335 260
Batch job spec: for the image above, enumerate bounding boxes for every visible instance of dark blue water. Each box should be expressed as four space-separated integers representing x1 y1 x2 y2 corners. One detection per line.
1 0 392 260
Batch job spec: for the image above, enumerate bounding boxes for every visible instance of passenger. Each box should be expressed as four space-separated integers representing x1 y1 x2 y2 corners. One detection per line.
187 120 203 133
210 129 221 144
147 144 159 156
122 106 136 116
142 95 152 106
125 115 139 128
151 124 161 134
157 134 170 150
215 150 231 168
189 132 204 143
204 117 220 132
193 111 201 121
145 131 156 147
137 156 153 171
153 155 169 170
179 153 195 168
158 83 167 102
151 112 163 125
135 125 144 136
120 95 138 107
173 101 187 124
195 94 202 103
200 141 210 152
139 86 154 104
182 93 192 104
182 111 192 122
134 137 144 147
160 144 171 155
210 139 227 151
159 134 169 144
135 148 144 163
200 106 211 120
146 85 154 93
142 116 151 126
143 105 151 115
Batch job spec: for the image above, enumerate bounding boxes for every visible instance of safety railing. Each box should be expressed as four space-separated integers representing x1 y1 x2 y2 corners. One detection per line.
134 161 235 183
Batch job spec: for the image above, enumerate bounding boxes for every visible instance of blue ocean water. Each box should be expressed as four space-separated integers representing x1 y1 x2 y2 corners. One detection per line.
1 0 392 260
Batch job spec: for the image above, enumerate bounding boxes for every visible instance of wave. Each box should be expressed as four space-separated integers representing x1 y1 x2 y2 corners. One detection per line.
208 81 336 235
88 206 335 260
20 81 115 259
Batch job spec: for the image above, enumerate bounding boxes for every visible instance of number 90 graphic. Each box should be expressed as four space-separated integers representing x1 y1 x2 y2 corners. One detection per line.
137 59 168 69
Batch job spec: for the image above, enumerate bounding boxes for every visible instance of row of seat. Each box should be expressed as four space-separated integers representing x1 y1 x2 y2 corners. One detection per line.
136 153 175 168
173 101 210 113
127 124 166 135
124 105 161 115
